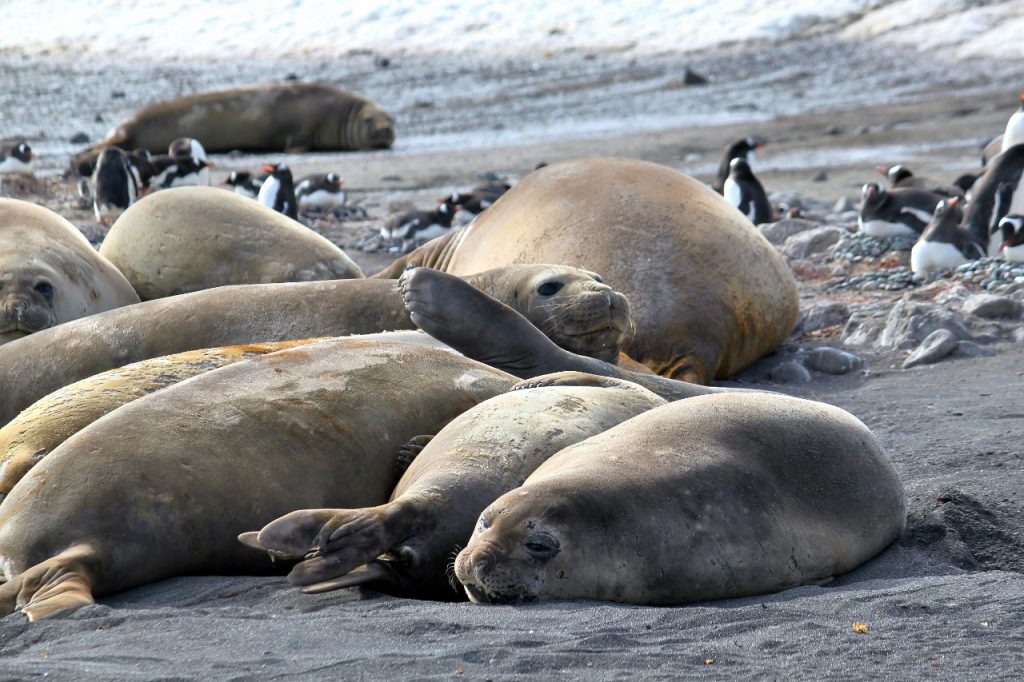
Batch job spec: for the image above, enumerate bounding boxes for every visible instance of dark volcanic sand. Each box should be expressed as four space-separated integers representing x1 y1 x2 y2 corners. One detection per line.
1 35 1024 680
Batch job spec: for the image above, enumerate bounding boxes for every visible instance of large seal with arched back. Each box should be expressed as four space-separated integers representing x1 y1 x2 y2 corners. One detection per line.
379 158 799 383
0 199 139 345
455 390 905 605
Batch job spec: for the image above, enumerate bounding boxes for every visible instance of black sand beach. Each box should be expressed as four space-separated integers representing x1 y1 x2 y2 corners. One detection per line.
2 31 1024 680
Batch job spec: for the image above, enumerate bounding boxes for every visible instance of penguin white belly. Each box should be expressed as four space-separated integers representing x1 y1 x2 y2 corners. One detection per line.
1003 243 1024 263
858 217 918 237
1004 111 1024 150
723 177 743 211
0 157 32 174
911 240 967 274
257 176 282 209
298 189 344 210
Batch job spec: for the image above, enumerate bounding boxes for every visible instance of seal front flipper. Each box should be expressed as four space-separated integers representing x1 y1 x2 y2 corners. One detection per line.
511 372 658 398
300 562 394 594
0 544 99 622
396 435 433 477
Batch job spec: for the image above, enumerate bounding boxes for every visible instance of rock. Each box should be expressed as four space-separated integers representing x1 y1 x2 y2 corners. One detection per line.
804 346 864 375
903 329 959 369
790 259 825 281
759 218 820 245
781 226 844 260
879 297 972 350
812 170 828 182
841 311 885 347
961 294 1022 320
799 301 851 333
769 360 812 383
1014 328 1024 344
682 67 709 85
832 196 856 213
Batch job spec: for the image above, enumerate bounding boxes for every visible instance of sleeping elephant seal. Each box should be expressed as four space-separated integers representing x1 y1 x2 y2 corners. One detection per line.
0 339 318 504
0 265 625 426
71 82 395 174
455 391 906 605
240 377 665 600
373 157 799 383
0 339 514 621
99 187 364 299
0 199 139 345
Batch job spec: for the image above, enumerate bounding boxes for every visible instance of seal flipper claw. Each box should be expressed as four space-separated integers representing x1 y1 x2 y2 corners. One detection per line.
0 544 99 621
241 508 341 559
396 435 433 477
301 562 393 594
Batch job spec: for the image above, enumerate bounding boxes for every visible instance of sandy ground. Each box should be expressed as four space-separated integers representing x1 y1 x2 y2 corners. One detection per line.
2 34 1024 680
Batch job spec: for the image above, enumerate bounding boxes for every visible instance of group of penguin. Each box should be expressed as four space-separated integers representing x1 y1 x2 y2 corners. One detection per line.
70 139 349 225
714 89 1024 274
378 179 511 246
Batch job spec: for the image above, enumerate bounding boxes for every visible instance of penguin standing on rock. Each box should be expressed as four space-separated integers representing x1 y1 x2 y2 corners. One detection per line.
91 146 138 225
723 157 772 225
857 182 944 237
258 162 298 219
712 135 765 193
962 145 1024 255
910 196 984 276
998 215 1024 263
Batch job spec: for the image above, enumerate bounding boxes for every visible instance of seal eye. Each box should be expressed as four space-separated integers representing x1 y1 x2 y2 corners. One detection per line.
592 275 604 284
34 281 54 300
523 531 560 561
537 281 564 297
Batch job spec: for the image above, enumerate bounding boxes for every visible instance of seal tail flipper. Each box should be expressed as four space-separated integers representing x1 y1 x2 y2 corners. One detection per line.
300 562 393 594
396 435 433 477
240 505 410 588
0 544 99 622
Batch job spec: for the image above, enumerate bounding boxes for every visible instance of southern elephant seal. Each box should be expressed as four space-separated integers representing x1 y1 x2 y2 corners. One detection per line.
241 377 665 600
0 339 317 503
99 187 363 299
373 157 799 383
455 391 906 605
0 200 139 346
0 265 625 426
0 339 515 621
71 82 395 174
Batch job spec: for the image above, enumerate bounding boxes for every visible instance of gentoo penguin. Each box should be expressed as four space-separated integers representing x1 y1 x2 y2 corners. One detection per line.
294 172 346 212
963 144 1024 255
875 164 962 197
982 135 1004 167
440 180 510 215
126 149 155 195
91 146 138 225
723 157 772 225
221 171 264 199
380 201 456 243
168 137 212 186
0 142 35 175
257 162 298 219
857 182 944 237
952 171 981 199
999 215 1024 263
1002 88 1024 152
712 135 765 193
910 196 984 275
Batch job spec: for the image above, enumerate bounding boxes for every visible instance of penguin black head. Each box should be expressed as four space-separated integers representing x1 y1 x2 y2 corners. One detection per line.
261 162 291 178
224 171 251 185
876 164 912 186
1000 215 1024 250
952 172 980 194
9 143 34 163
931 195 963 225
860 182 886 208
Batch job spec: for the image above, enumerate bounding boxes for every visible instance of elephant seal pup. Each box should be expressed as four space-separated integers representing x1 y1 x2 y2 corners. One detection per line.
455 391 906 605
372 157 799 383
0 265 624 426
0 339 317 503
0 199 139 345
71 82 395 173
99 187 363 299
0 339 514 621
240 377 665 600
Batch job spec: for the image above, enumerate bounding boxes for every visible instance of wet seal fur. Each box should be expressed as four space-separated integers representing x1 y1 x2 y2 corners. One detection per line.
375 157 798 383
455 390 906 605
0 199 139 345
0 339 514 621
241 377 665 599
99 187 364 299
0 265 626 426
71 82 395 173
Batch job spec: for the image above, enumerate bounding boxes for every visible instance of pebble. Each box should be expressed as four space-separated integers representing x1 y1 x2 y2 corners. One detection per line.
831 232 917 262
781 226 844 261
903 329 959 369
759 217 820 246
768 360 812 384
799 301 851 333
829 266 918 292
961 293 1022 319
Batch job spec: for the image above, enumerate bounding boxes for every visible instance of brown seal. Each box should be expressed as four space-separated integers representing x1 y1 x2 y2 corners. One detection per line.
455 390 906 605
0 265 627 426
0 198 139 345
373 157 799 383
71 82 395 174
0 339 514 621
240 377 665 600
98 187 364 299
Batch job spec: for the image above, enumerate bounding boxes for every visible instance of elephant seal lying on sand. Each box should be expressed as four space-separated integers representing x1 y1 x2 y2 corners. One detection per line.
376 157 799 383
0 199 139 345
455 389 906 605
0 339 513 621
